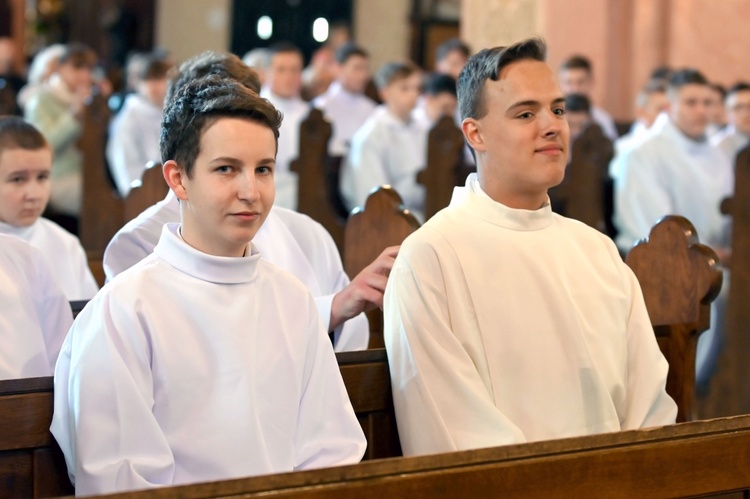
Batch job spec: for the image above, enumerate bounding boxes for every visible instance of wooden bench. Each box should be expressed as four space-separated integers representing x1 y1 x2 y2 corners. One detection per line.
549 123 613 233
416 115 466 221
291 109 347 255
78 92 124 255
344 186 420 348
700 142 750 418
122 162 169 224
627 215 722 422
94 415 750 498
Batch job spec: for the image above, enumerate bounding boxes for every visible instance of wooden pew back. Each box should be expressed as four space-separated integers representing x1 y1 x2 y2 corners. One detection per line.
291 109 347 253
549 123 613 232
0 80 17 115
0 377 72 498
344 187 420 348
416 115 465 220
626 215 722 422
701 143 750 418
100 415 750 498
78 92 124 254
122 162 169 224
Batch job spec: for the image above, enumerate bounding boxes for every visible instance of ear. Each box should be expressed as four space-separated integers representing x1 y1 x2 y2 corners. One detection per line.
462 117 486 154
163 160 189 201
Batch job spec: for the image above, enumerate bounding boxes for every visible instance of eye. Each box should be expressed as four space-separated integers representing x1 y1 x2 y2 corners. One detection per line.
215 165 233 174
9 176 25 184
257 165 273 175
37 172 50 181
554 107 567 116
517 111 534 119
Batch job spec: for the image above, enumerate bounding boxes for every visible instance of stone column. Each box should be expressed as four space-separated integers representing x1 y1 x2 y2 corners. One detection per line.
460 0 541 53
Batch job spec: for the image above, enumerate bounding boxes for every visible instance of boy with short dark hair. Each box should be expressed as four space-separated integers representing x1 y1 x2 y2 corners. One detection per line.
412 72 457 130
313 42 376 156
51 76 366 495
107 51 173 197
341 60 426 218
0 116 98 300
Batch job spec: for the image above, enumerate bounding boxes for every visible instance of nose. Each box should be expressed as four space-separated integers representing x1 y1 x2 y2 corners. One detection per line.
540 108 563 137
24 179 44 201
237 170 260 203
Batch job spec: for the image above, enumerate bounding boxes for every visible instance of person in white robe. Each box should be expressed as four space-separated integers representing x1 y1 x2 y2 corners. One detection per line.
411 73 458 131
103 51 393 352
0 234 72 380
711 82 750 162
614 69 733 389
609 79 669 182
260 43 311 211
106 53 171 197
103 190 375 351
0 116 98 300
312 43 376 157
341 61 426 220
558 54 619 141
384 39 676 457
51 76 366 496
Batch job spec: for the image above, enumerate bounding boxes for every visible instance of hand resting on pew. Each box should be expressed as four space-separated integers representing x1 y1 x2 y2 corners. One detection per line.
330 245 398 330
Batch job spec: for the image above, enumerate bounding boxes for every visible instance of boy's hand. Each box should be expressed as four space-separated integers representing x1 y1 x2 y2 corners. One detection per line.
329 246 399 330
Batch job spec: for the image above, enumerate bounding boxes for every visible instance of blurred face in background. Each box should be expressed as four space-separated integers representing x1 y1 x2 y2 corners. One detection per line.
337 54 370 94
436 49 467 80
559 68 593 97
669 84 712 140
267 51 303 99
58 62 93 93
727 90 750 135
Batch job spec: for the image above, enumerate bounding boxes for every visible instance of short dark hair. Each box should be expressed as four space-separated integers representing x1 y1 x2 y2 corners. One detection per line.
728 81 750 96
436 38 471 63
165 51 261 106
565 93 591 114
423 73 456 97
560 55 592 74
457 37 547 121
375 61 420 90
139 53 172 81
0 116 48 153
668 68 708 93
335 42 368 65
650 66 672 81
58 43 96 69
160 75 282 178
269 42 304 60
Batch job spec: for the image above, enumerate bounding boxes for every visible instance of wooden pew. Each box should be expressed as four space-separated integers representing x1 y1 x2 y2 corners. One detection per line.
416 115 466 221
122 162 168 224
291 109 347 254
700 142 750 418
95 415 750 498
549 123 613 233
0 79 17 115
344 186 420 348
78 92 124 255
627 215 722 422
0 377 72 498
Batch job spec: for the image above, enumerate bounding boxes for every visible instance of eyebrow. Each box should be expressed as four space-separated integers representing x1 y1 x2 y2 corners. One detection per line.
507 96 566 112
209 157 276 165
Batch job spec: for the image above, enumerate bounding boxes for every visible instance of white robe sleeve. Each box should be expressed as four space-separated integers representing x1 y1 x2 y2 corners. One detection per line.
294 296 366 469
384 244 525 456
51 295 176 496
620 267 678 428
103 227 152 282
614 147 671 252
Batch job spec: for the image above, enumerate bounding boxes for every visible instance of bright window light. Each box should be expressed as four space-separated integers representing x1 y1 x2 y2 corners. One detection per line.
312 17 329 43
257 16 273 40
